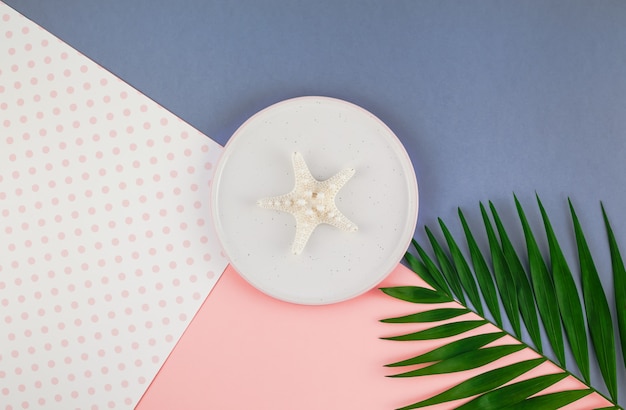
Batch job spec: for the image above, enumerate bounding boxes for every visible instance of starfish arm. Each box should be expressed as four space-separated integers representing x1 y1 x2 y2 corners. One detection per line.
323 167 355 195
291 215 319 255
292 152 316 186
257 193 297 211
321 206 358 232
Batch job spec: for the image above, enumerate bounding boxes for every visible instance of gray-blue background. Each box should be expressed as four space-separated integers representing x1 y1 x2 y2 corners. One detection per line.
5 0 626 404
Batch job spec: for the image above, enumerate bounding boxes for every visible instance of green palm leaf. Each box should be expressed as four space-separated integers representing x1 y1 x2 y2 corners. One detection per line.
569 199 618 401
602 203 626 369
382 195 625 410
489 201 542 351
506 389 593 410
397 358 546 410
412 240 452 296
455 372 569 410
382 320 487 341
425 227 466 304
459 208 503 327
381 307 468 324
403 251 439 292
380 286 452 304
385 332 506 367
438 218 483 315
515 195 565 366
389 344 525 378
481 202 522 337
537 195 590 383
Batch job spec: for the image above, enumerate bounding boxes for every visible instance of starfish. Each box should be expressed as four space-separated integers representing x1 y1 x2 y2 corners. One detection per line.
258 152 358 255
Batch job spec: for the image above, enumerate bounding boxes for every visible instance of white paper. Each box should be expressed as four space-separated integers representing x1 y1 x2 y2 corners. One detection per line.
0 4 228 408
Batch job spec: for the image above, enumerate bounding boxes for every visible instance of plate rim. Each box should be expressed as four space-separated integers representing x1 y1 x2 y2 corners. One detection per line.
210 95 419 305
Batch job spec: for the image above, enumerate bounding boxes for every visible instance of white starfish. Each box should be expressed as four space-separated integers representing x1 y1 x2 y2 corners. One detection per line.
258 152 358 255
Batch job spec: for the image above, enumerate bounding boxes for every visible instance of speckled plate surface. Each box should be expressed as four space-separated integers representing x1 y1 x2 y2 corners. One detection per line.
211 96 418 305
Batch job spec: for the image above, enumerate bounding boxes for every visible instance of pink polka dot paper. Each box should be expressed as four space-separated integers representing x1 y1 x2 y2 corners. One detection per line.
0 4 228 409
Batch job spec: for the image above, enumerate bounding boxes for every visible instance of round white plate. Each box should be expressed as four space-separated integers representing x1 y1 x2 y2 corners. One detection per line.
211 96 418 304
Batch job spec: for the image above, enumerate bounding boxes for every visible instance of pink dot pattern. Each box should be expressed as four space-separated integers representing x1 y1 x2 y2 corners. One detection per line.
0 5 227 409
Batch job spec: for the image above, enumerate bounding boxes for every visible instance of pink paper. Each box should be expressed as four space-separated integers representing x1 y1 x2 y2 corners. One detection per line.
0 4 228 408
138 264 612 409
